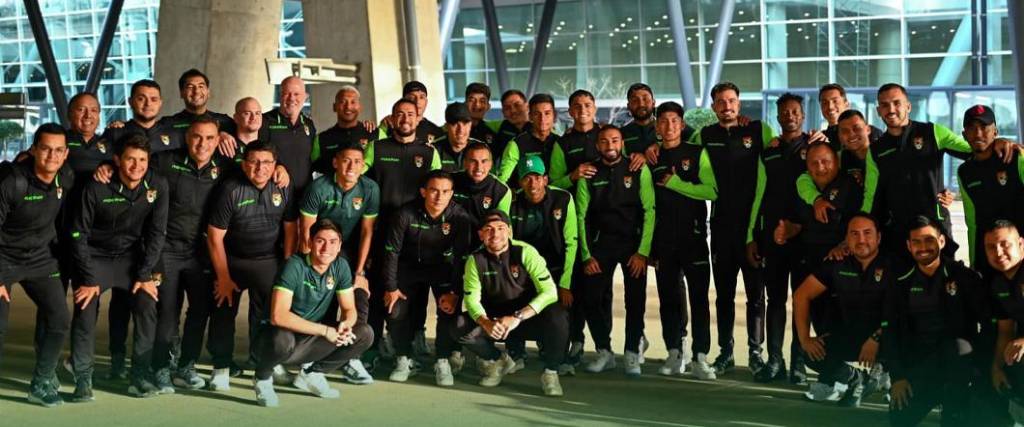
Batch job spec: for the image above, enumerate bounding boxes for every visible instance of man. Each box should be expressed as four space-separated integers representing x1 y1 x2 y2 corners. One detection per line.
447 210 567 396
497 93 559 185
435 102 476 172
696 82 774 375
223 97 264 166
380 171 473 386
0 124 73 406
576 125 655 376
206 142 298 390
252 219 373 407
884 216 986 426
260 76 317 193
148 118 224 392
103 79 181 154
491 89 532 172
649 102 718 380
748 93 812 383
621 83 660 167
313 86 374 175
793 214 892 408
299 144 378 384
510 156 579 373
549 90 600 191
465 82 499 146
817 83 883 151
65 92 112 184
453 142 511 219
68 135 168 400
164 69 236 138
400 81 446 143
987 221 1024 426
957 105 1024 280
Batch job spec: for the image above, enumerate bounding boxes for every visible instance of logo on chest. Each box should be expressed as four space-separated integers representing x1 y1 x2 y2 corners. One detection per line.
800 148 808 160
352 197 363 210
553 208 563 221
146 188 158 203
945 280 958 296
303 124 310 136
272 192 283 207
912 136 924 150
681 158 692 171
623 176 633 189
828 188 839 201
97 141 107 154
742 136 753 149
56 187 63 200
210 166 219 180
998 171 1008 186
441 222 451 235
359 138 369 148
482 196 493 209
161 134 170 146
326 275 336 290
511 264 521 279
874 268 884 283
414 155 424 168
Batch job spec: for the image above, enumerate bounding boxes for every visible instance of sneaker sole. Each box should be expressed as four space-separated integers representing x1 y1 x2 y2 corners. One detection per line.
70 396 95 403
27 395 63 408
341 376 375 385
172 379 206 389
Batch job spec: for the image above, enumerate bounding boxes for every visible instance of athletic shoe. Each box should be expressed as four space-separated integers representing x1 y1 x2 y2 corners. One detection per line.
508 356 526 374
228 361 243 378
659 349 685 376
389 356 415 382
293 369 340 399
710 353 735 375
748 352 766 376
624 351 642 377
128 376 159 398
108 353 128 381
28 376 63 408
541 369 563 397
753 357 785 383
691 353 717 380
71 377 94 403
434 359 454 387
271 364 294 386
208 368 231 391
679 338 693 367
565 341 584 366
637 336 650 364
478 353 515 387
412 329 432 357
340 359 374 385
557 363 576 376
173 364 206 390
838 370 865 408
863 365 885 399
153 368 176 394
585 349 616 373
804 381 841 402
789 362 808 385
449 351 466 375
253 378 279 407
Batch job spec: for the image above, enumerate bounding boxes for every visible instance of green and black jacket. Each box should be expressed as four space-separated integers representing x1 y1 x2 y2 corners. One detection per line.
749 133 809 250
956 150 1024 268
497 131 559 184
549 126 599 191
510 186 578 289
313 123 374 175
103 117 182 155
152 149 225 255
381 201 474 293
452 170 511 220
650 140 716 257
463 239 558 320
0 159 74 273
576 159 655 261
362 137 441 218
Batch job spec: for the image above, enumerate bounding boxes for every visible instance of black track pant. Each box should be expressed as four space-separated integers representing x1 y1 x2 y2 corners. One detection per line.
255 322 373 380
208 255 278 369
582 250 647 353
70 256 157 378
803 328 865 386
446 304 568 371
654 249 712 356
710 233 765 356
385 266 456 358
0 264 68 380
107 288 132 357
763 241 808 363
155 251 214 370
889 355 971 427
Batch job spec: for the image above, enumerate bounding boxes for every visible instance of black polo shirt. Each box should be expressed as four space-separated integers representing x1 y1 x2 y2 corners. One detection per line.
207 175 298 259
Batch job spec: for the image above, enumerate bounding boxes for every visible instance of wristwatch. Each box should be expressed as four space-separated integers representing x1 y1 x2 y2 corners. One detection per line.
513 310 525 321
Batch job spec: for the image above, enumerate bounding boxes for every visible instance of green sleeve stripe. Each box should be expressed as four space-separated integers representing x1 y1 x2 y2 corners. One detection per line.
431 148 442 171
934 123 971 153
498 188 512 215
796 173 820 206
310 134 321 161
521 242 557 312
1018 154 1024 185
862 149 879 213
362 140 375 174
746 157 767 243
549 143 572 190
576 178 592 261
362 213 378 218
300 210 318 218
273 286 294 293
498 140 520 182
638 167 656 257
561 194 578 289
463 257 486 321
336 287 354 294
761 122 777 148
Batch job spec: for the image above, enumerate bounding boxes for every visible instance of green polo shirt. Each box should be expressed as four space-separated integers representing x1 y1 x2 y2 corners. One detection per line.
273 253 354 322
300 174 380 240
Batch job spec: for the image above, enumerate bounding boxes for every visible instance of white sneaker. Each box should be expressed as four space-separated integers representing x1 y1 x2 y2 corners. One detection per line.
585 349 616 373
340 359 374 385
271 364 294 386
449 351 465 375
209 368 231 391
804 381 842 402
691 353 717 380
253 378 278 407
541 369 563 396
637 336 650 364
412 330 432 357
508 357 526 374
680 338 693 367
624 351 642 377
659 349 685 376
389 356 415 382
434 359 454 387
478 353 515 387
292 369 340 399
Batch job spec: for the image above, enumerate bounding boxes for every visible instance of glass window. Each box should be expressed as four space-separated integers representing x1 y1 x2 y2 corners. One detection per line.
834 19 901 57
766 60 829 90
987 11 1010 52
452 8 483 40
702 0 761 25
644 29 700 65
835 58 901 88
907 57 972 86
763 0 827 21
1 19 19 39
907 15 971 54
125 56 150 80
985 54 1014 86
719 62 762 92
903 0 971 14
3 63 22 85
718 25 760 61
68 13 94 37
587 31 641 67
640 0 698 31
765 21 827 59
69 36 95 59
952 90 1018 139
536 68 579 99
548 0 584 34
585 0 640 33
542 34 584 68
834 2 900 18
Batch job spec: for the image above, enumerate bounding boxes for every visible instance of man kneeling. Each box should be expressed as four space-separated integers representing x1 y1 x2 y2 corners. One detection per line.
447 210 568 396
253 219 373 407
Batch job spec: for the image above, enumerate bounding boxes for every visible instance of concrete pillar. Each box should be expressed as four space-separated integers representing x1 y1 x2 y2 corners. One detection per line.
764 3 787 90
302 0 446 127
154 0 283 115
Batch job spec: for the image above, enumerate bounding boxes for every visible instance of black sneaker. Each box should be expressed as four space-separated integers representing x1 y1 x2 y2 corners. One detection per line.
28 377 63 408
128 375 159 398
71 377 94 403
108 353 128 381
711 353 735 375
154 368 175 394
753 358 785 383
789 360 808 385
172 364 206 390
229 361 244 378
748 352 767 376
838 370 865 408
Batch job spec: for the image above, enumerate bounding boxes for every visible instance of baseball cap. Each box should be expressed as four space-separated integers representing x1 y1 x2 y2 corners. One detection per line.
517 154 546 180
963 104 995 127
403 81 428 96
480 209 511 229
445 102 472 124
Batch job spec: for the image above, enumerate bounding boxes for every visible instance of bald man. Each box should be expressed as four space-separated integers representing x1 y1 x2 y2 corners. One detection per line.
259 76 317 193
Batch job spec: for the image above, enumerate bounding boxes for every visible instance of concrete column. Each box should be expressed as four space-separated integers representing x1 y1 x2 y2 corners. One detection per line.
154 0 283 115
764 3 787 90
302 0 445 127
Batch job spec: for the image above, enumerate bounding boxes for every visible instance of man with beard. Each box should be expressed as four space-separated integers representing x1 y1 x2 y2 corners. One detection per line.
453 142 511 219
576 125 655 376
103 79 181 154
957 105 1024 280
797 110 879 216
621 83 664 171
377 81 446 144
497 94 560 187
313 86 374 175
549 90 601 191
987 221 1024 426
0 124 73 406
649 102 718 380
884 216 986 425
164 69 235 139
817 84 883 151
434 102 476 172
259 76 317 193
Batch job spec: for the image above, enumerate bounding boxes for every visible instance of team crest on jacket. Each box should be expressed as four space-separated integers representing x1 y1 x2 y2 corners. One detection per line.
874 268 884 282
482 196 492 209
56 187 63 200
485 134 493 143
441 222 451 235
998 171 1008 186
146 188 158 203
414 155 424 168
352 197 363 210
828 188 839 201
553 208 563 220
912 136 924 150
359 138 368 148
272 192 283 207
427 134 435 144
210 166 219 180
97 141 107 154
800 148 808 160
681 158 691 171
850 170 864 186
161 134 170 146
326 275 336 290
624 176 633 188
742 136 753 149
511 264 520 279
303 125 310 136
945 280 958 296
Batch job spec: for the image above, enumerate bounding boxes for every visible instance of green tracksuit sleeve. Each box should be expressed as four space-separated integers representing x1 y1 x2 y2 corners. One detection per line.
463 256 487 321
498 139 521 182
497 184 512 215
862 149 879 213
362 139 375 174
638 166 656 257
560 194 579 289
310 134 321 162
746 156 768 244
957 170 978 267
431 147 442 171
935 123 972 159
664 147 718 201
485 119 501 133
576 177 592 261
522 243 558 313
549 143 572 190
796 173 820 205
1019 154 1024 185
761 121 777 148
